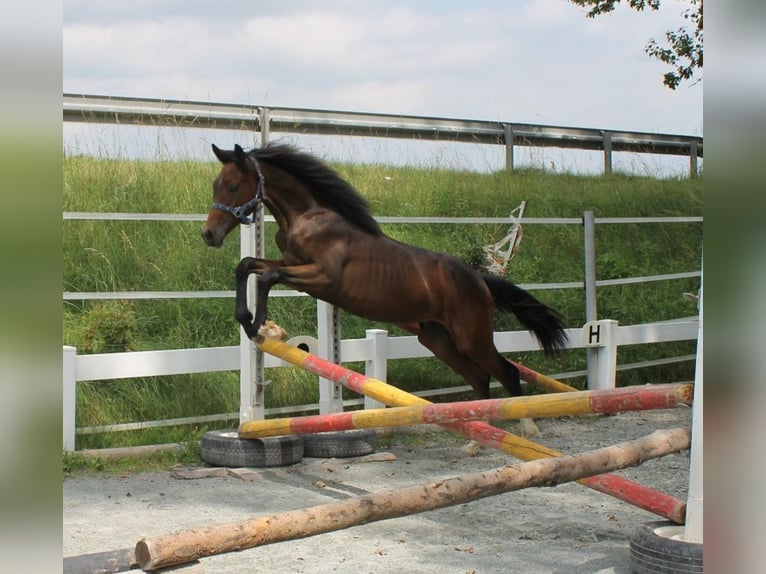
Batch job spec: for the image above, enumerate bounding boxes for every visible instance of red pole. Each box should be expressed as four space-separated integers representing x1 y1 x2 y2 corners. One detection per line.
257 337 688 524
240 384 693 438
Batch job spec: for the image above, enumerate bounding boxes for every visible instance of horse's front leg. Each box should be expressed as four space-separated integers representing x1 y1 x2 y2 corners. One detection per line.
235 257 284 338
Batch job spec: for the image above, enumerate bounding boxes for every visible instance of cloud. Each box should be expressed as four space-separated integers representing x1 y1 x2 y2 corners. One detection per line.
63 0 702 143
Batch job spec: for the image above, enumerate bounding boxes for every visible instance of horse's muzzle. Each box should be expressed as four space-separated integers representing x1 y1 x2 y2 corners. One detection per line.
201 228 223 248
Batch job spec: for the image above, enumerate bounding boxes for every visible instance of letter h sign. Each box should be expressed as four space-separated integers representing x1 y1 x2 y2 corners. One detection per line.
581 320 618 390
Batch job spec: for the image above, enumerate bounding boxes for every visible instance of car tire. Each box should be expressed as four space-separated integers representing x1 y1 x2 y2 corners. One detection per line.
200 429 303 468
629 520 703 574
302 429 379 458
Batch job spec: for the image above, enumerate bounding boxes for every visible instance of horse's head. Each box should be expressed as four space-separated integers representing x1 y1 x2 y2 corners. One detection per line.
201 144 264 248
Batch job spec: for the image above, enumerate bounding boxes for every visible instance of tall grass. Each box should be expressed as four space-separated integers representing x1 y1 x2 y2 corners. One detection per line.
63 155 702 449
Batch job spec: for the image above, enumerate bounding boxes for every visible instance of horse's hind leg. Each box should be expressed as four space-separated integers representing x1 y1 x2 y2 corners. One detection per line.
416 322 497 456
448 323 541 438
416 322 492 399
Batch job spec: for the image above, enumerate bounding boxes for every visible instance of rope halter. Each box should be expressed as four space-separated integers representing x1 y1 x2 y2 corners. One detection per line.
211 155 265 225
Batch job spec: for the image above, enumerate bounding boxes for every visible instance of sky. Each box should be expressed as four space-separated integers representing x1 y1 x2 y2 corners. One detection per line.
63 0 703 175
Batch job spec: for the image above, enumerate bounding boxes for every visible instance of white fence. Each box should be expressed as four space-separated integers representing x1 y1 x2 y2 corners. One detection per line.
62 211 702 451
63 317 699 451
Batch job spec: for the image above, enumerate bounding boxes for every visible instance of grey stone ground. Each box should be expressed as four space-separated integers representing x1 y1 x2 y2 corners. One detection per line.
63 408 692 573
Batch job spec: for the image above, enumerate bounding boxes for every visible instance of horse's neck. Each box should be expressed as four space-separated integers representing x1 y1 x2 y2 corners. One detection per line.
261 165 316 226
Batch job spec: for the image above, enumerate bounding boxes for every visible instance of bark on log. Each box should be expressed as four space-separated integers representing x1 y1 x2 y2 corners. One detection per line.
63 548 136 574
136 427 689 571
62 548 205 573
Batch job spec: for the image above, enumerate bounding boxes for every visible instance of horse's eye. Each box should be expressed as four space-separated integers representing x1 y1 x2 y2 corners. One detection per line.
228 184 239 193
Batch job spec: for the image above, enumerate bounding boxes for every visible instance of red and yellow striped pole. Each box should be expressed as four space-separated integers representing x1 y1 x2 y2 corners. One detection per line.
254 336 688 523
240 383 692 439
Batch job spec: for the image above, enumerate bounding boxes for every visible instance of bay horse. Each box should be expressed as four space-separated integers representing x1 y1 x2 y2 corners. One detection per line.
202 143 567 436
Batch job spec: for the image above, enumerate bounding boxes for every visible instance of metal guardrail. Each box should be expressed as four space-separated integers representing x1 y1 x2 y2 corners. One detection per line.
63 93 703 175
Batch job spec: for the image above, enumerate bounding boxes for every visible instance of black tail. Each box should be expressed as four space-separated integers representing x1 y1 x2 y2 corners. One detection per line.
483 274 568 354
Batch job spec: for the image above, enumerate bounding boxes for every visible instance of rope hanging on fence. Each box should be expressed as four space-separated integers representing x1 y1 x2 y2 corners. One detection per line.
483 200 526 275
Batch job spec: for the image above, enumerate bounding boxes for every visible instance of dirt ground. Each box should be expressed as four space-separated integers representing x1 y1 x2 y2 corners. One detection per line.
63 407 692 573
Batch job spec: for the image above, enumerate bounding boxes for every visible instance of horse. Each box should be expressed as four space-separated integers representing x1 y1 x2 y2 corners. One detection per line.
201 143 568 437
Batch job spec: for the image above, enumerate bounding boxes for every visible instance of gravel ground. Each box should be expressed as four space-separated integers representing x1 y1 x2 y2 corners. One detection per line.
63 407 692 573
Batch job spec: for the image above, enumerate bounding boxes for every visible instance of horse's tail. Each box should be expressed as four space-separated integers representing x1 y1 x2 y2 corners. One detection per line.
482 274 568 354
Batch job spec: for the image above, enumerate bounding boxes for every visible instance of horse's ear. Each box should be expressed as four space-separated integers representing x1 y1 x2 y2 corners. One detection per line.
233 144 250 173
211 144 231 164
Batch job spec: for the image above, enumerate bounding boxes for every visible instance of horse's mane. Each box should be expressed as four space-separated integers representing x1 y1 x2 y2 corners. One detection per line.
250 144 381 236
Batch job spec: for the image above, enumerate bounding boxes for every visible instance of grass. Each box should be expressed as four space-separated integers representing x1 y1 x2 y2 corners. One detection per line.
63 155 702 454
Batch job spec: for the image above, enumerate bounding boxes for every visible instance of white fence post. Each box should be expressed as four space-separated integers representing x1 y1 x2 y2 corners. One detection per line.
583 210 599 389
364 329 388 410
581 319 618 390
317 301 343 414
684 277 703 543
239 109 271 424
239 218 265 423
63 346 77 451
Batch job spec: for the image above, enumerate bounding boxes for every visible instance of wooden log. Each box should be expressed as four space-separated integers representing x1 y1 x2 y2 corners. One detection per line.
239 383 693 438
255 337 688 523
117 561 205 573
63 548 205 573
135 428 690 571
63 548 136 574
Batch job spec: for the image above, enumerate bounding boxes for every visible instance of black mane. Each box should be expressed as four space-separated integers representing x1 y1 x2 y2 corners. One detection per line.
250 144 381 236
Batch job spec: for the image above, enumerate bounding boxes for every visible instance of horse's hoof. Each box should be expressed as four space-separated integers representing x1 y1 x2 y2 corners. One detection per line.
517 418 540 438
235 311 253 326
241 321 259 340
458 440 483 458
258 320 288 341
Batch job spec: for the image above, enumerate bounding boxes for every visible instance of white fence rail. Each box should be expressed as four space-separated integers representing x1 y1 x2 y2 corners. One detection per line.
62 213 701 301
63 318 699 450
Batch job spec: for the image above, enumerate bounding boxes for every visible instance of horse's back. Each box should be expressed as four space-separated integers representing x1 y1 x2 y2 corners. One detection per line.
332 233 490 324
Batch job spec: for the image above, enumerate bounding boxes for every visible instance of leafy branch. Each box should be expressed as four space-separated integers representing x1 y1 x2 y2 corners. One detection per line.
570 0 703 89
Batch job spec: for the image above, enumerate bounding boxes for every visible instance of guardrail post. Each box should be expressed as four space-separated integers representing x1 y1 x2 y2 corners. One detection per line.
63 346 77 451
689 141 698 178
364 329 388 410
581 320 618 390
259 107 270 144
317 301 344 414
503 124 514 172
602 131 613 174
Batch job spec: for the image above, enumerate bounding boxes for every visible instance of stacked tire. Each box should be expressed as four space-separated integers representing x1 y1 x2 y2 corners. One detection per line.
200 429 378 467
629 521 703 574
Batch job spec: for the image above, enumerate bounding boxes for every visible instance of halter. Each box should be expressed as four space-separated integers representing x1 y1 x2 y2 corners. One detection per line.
211 155 265 225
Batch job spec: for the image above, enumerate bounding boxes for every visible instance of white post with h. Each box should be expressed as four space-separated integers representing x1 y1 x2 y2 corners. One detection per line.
581 319 618 390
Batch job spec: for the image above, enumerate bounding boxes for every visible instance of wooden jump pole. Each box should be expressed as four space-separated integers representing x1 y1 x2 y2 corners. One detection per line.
255 337 688 524
240 383 692 438
136 427 690 571
509 358 578 393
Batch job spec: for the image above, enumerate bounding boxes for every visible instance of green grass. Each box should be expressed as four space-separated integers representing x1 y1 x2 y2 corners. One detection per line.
63 155 702 451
